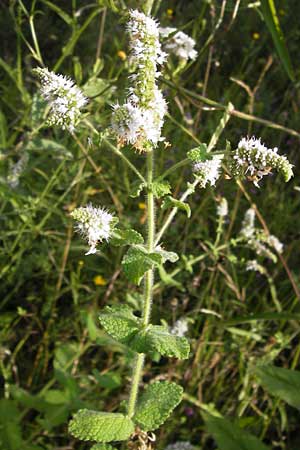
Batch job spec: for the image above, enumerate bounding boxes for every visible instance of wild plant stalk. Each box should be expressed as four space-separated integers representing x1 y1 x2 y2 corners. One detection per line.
33 4 294 449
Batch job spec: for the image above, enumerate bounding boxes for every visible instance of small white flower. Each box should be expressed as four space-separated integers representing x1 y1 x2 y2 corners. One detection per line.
217 197 228 217
228 136 293 185
246 260 266 274
240 208 256 238
266 234 284 253
71 205 115 255
34 67 87 132
170 318 189 337
193 157 222 188
160 27 198 61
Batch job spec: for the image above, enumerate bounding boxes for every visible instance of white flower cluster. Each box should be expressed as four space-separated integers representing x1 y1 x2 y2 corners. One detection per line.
216 197 228 217
165 442 194 450
240 208 284 262
170 318 189 337
246 260 266 274
7 152 29 188
228 137 293 186
193 157 222 188
240 207 255 238
34 67 87 132
111 10 167 152
71 205 115 255
159 27 198 61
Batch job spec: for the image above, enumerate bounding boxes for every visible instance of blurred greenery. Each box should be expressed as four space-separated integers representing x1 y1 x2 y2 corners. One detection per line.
0 0 300 449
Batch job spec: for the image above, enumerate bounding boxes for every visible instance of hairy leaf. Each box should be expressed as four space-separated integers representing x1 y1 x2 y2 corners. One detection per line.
134 382 183 431
154 247 179 263
130 181 146 198
161 196 191 218
122 247 162 285
254 365 300 409
69 410 134 442
132 325 190 359
152 180 171 198
99 305 140 344
204 414 270 450
111 229 144 247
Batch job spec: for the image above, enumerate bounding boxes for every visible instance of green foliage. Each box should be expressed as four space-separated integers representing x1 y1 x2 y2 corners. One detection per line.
260 0 295 81
122 246 162 285
204 414 270 450
134 381 183 431
131 325 190 359
254 365 300 409
161 196 191 218
111 229 144 246
99 305 140 344
152 180 171 198
99 305 189 359
187 143 210 162
68 410 135 442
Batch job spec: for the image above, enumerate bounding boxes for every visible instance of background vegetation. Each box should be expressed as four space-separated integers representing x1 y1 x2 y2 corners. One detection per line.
1 0 300 449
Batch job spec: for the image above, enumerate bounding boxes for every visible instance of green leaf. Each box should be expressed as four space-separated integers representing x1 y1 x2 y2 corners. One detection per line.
254 365 300 409
69 410 134 442
154 247 179 263
99 305 140 345
203 414 270 450
134 381 183 431
152 180 171 198
99 306 189 359
82 78 111 97
111 229 144 247
187 143 210 162
260 0 294 81
90 445 118 450
132 325 190 359
122 247 162 285
161 196 191 218
130 180 146 198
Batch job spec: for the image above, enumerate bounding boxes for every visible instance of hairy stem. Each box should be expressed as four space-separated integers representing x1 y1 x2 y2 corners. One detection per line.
127 151 155 418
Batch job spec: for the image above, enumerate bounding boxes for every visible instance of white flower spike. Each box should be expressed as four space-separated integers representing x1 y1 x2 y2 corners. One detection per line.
34 67 87 132
111 10 167 152
228 137 293 186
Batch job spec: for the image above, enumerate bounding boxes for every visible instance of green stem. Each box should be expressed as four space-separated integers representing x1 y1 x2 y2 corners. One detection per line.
127 151 155 418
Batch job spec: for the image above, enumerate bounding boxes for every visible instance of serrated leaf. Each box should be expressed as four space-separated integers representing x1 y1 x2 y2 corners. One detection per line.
187 143 210 162
132 325 190 359
254 365 300 409
99 306 189 359
203 414 270 450
111 229 144 247
161 196 191 218
130 181 146 198
152 180 171 198
69 410 134 442
122 247 162 285
155 247 179 263
91 445 118 450
134 381 183 431
99 305 139 344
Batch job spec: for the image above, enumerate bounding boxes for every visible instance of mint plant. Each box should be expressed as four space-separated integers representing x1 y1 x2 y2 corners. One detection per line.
33 3 294 449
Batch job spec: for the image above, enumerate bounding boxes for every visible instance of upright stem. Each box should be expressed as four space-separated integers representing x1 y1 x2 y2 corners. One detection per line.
127 151 155 418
